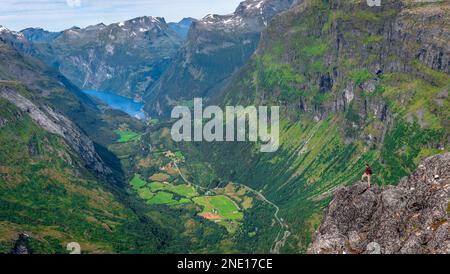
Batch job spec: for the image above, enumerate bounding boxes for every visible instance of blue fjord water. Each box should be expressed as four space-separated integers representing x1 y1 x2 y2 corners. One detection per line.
82 90 146 120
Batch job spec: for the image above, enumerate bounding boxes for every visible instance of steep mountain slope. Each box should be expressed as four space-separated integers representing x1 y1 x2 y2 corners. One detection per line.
144 0 297 116
168 18 197 39
0 29 250 254
0 26 145 148
308 152 449 254
0 90 164 253
179 0 449 252
22 17 183 99
0 38 168 253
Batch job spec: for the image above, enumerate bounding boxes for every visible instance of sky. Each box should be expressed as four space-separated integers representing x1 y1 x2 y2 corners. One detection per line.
0 0 243 31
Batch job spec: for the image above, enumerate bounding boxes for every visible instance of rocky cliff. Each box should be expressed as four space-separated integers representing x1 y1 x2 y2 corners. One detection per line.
0 86 111 177
308 153 449 254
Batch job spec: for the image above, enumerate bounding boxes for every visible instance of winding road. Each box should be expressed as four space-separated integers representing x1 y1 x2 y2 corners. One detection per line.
173 160 291 253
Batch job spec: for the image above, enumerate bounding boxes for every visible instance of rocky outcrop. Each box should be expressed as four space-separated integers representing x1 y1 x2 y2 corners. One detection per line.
0 87 111 177
11 233 32 254
308 153 450 254
392 3 450 74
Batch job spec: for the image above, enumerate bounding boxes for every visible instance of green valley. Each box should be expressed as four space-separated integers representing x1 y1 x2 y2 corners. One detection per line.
0 0 448 255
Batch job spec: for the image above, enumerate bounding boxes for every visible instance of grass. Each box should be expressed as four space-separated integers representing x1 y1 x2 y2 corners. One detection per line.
170 198 192 206
131 162 250 234
146 192 175 205
149 173 170 182
348 69 372 85
167 184 197 198
0 99 160 253
137 188 154 200
133 174 244 224
148 182 197 198
130 174 146 190
298 39 328 58
148 182 167 192
193 195 243 220
114 130 141 143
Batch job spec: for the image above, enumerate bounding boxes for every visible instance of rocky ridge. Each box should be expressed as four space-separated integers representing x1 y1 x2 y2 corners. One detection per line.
308 153 449 254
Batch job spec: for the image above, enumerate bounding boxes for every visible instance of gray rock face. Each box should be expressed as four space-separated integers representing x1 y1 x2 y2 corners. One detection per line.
0 116 7 128
11 233 32 254
0 87 111 177
392 3 450 74
308 152 450 254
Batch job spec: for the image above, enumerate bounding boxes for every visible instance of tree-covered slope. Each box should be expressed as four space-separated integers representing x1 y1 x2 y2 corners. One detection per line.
181 0 449 252
0 92 164 253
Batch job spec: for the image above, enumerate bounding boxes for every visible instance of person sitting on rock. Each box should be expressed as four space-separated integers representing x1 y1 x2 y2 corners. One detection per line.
361 163 373 187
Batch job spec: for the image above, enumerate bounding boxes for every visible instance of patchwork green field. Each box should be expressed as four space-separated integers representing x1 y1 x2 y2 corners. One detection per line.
146 192 174 205
130 174 147 189
149 182 198 198
149 173 170 182
129 173 249 233
114 129 141 143
193 195 243 220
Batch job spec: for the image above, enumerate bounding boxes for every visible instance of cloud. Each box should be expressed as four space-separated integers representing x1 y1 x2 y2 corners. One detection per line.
66 0 81 8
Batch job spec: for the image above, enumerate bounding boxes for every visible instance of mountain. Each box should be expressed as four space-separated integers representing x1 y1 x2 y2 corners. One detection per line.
0 29 174 253
144 0 297 116
1 0 448 254
0 82 161 253
308 152 449 254
21 17 183 99
0 26 145 148
0 26 254 254
176 0 449 252
168 18 197 39
21 28 61 43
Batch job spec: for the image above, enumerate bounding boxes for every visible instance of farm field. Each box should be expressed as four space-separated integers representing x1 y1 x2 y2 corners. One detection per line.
130 174 147 189
129 173 250 233
115 129 141 143
193 195 243 220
